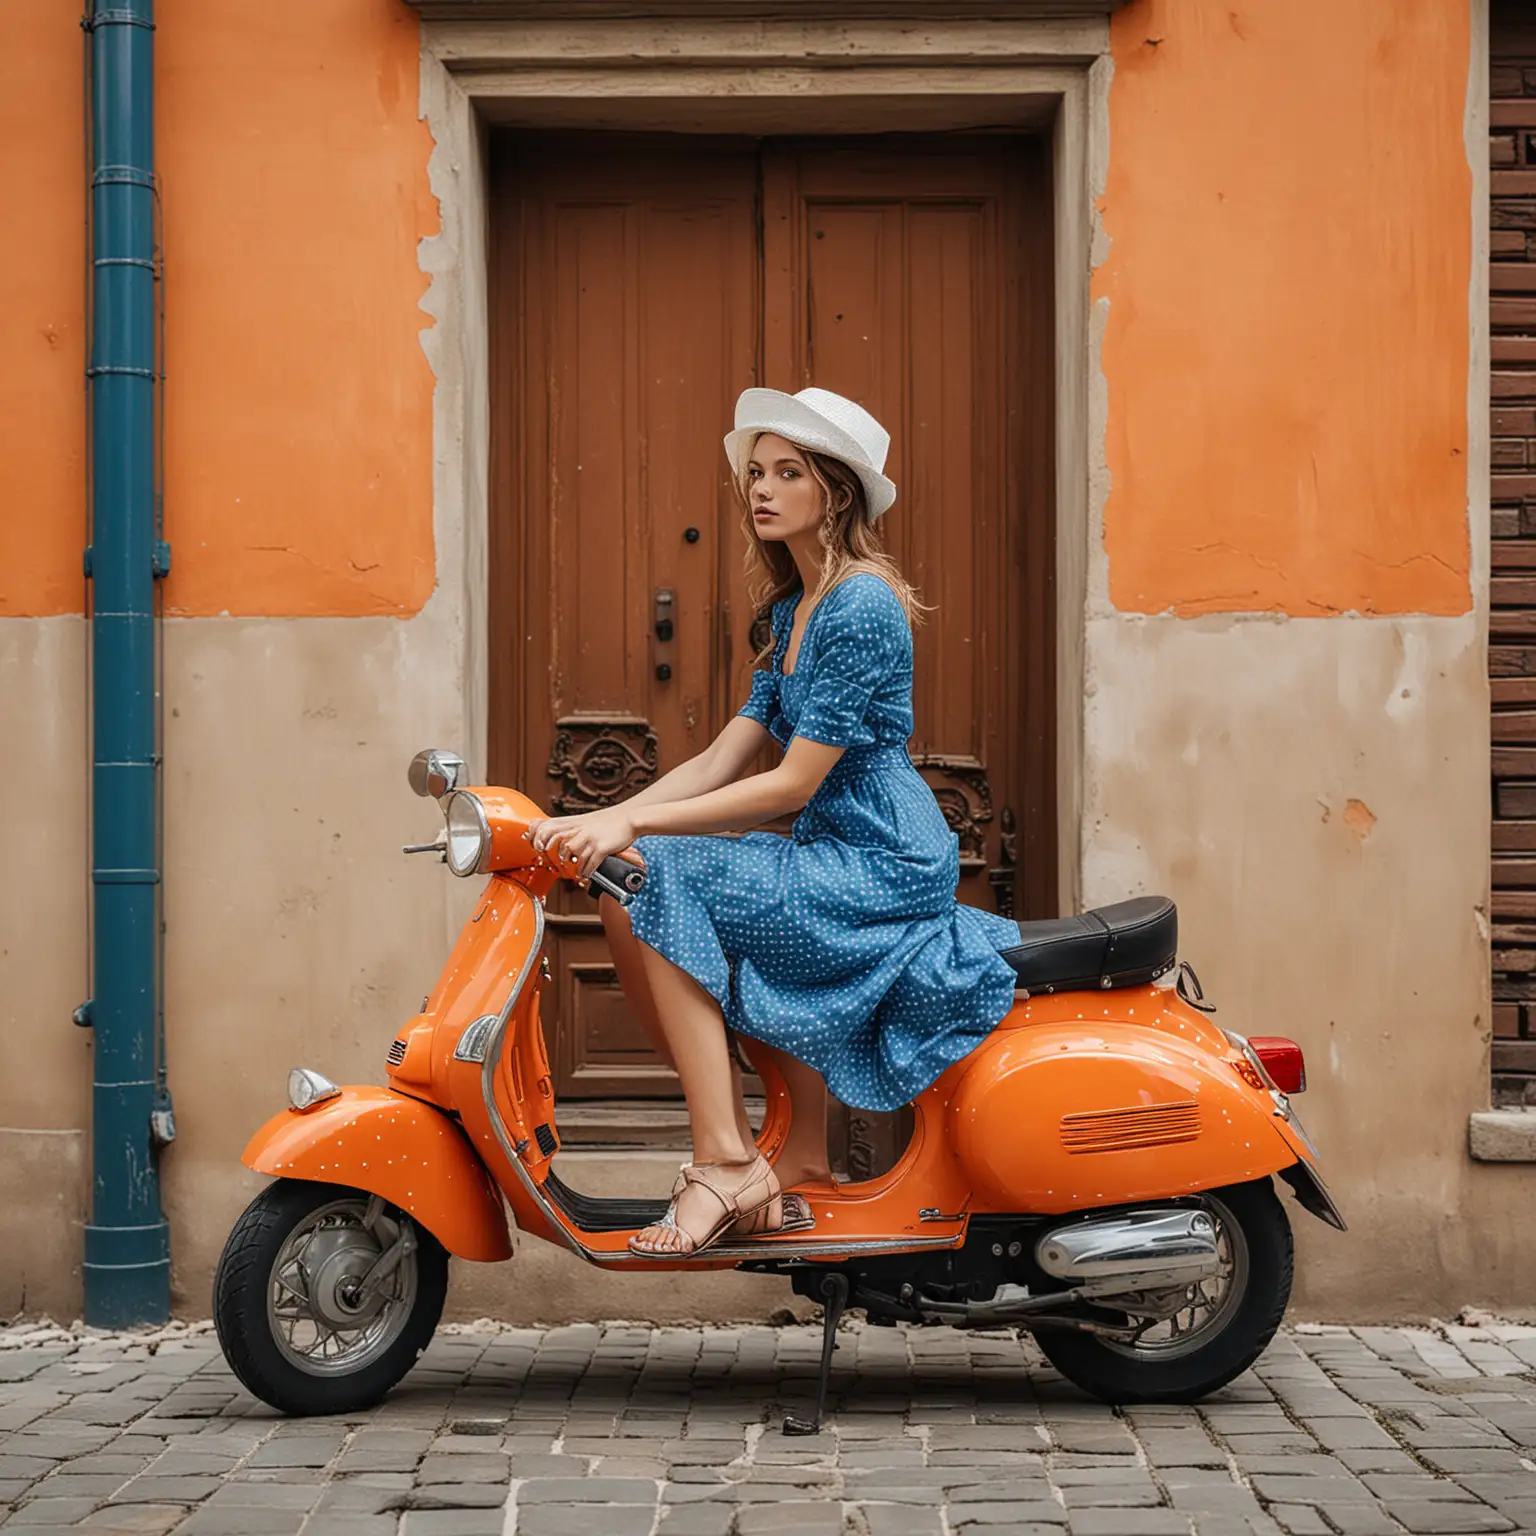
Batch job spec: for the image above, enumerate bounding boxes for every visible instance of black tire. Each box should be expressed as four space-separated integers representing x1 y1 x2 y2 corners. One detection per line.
213 1178 448 1416
1032 1178 1293 1404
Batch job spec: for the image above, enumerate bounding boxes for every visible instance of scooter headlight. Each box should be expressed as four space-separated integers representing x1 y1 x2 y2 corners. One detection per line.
444 790 492 877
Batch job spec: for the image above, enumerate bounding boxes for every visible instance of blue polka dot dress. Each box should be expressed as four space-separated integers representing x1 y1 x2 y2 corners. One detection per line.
627 572 1021 1113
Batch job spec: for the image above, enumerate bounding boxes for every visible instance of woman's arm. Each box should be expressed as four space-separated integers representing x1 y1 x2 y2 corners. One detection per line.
622 715 776 811
632 736 843 838
529 734 844 877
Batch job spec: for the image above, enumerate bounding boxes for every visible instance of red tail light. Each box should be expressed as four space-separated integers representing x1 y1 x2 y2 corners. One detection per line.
1249 1036 1306 1094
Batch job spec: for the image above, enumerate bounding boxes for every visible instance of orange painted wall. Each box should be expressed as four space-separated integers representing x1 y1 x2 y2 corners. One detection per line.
0 4 86 618
1 1 438 620
3 3 1475 622
1096 0 1473 617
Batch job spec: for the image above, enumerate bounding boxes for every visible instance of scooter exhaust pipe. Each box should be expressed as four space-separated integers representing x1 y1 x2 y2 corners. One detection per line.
912 1208 1222 1328
1035 1207 1220 1288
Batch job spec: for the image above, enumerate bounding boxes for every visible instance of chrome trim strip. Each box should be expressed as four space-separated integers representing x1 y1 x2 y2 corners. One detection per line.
586 1233 962 1266
478 895 595 1260
476 893 964 1266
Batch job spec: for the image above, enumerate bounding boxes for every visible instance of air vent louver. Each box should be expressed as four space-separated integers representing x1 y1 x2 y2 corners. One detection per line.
1060 1101 1201 1154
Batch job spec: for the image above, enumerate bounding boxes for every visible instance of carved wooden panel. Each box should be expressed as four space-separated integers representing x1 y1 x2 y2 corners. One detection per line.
547 716 659 815
910 753 994 868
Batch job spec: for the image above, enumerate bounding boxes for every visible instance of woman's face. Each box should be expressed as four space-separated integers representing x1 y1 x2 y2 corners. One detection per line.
746 433 823 543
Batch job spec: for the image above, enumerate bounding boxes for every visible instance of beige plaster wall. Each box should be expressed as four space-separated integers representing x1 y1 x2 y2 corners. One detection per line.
0 618 90 1319
1077 614 1509 1318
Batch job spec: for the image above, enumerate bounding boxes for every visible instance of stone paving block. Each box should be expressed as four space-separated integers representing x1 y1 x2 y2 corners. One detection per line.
75 1505 187 1535
858 1505 947 1536
0 1461 54 1483
1166 1483 1264 1518
656 1503 736 1536
246 1433 345 1469
1217 1433 1318 1456
1334 1447 1419 1474
1250 1475 1376 1505
1066 1512 1194 1535
519 1477 659 1504
415 1453 509 1483
110 1474 226 1504
1266 1506 1332 1536
735 1503 845 1535
172 1507 311 1536
517 1507 657 1536
1455 1470 1536 1507
1189 1519 1283 1536
1379 1504 1516 1534
18 1472 127 1498
3 1495 103 1525
299 1517 398 1536
406 1484 509 1510
1362 1474 1478 1501
202 1483 321 1512
1303 1417 1398 1451
335 1430 435 1473
401 1511 505 1536
1318 1507 1410 1536
937 1478 1054 1503
1137 1429 1227 1466
945 1502 1067 1526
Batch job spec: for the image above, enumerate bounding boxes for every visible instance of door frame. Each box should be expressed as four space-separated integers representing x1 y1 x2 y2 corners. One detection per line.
415 14 1116 926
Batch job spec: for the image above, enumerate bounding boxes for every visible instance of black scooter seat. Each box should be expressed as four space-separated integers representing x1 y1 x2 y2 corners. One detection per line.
997 896 1177 995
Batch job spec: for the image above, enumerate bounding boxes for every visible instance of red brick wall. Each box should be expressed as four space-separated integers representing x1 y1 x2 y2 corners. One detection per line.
1491 8 1536 1103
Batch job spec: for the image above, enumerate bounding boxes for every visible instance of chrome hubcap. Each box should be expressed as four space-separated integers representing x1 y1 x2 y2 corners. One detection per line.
267 1197 418 1376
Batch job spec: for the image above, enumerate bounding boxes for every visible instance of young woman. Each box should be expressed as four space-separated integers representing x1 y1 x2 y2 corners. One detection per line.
528 387 1021 1257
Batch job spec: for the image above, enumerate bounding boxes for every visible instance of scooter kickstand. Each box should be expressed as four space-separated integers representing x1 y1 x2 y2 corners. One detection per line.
783 1271 850 1436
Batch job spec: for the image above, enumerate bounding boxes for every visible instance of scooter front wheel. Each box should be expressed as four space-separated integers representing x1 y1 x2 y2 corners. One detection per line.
214 1178 448 1415
1031 1178 1292 1404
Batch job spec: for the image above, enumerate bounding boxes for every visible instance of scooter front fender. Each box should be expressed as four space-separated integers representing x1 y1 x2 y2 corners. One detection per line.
243 1086 512 1262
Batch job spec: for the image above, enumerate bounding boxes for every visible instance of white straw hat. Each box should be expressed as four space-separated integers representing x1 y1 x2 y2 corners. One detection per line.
723 387 897 520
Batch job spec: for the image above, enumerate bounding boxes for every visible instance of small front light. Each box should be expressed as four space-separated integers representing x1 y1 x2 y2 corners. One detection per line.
444 791 492 878
288 1067 341 1112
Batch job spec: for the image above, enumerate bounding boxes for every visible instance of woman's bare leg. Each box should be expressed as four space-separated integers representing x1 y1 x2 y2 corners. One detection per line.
601 895 754 1148
630 940 771 1252
749 1041 833 1190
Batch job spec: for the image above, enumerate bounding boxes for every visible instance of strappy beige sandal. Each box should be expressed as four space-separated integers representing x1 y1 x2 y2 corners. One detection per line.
629 1153 783 1256
671 1160 816 1236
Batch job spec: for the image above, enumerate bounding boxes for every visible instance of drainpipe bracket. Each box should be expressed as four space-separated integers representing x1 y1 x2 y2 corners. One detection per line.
152 540 171 578
83 547 93 579
73 1000 95 1029
150 1090 177 1148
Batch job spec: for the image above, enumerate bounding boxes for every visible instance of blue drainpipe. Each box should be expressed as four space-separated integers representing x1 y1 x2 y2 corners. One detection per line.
79 0 172 1327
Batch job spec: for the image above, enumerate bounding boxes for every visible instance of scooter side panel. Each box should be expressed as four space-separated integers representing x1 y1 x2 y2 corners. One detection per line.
950 1017 1298 1213
243 1087 513 1262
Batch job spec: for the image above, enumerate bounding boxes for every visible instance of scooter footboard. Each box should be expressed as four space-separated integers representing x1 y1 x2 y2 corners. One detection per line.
243 1086 512 1261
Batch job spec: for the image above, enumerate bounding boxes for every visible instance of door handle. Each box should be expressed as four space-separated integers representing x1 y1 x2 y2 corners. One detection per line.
654 588 675 680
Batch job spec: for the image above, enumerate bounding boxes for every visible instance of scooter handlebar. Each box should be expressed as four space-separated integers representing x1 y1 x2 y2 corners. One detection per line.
587 854 647 907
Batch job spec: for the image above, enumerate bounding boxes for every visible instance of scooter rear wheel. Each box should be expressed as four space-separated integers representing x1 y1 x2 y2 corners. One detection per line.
214 1178 448 1416
1031 1178 1292 1404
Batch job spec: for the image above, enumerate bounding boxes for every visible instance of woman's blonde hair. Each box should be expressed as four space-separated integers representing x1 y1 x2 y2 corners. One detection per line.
736 436 929 665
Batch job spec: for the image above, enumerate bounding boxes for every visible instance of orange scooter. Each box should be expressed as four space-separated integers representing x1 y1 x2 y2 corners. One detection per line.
214 749 1344 1424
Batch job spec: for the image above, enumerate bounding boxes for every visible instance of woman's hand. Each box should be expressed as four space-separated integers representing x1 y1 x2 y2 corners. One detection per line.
527 808 644 882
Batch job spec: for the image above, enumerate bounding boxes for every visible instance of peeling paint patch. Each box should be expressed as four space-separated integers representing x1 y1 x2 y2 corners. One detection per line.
1343 799 1378 844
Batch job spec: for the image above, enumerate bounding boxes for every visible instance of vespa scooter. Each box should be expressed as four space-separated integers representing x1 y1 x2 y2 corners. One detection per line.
213 748 1344 1425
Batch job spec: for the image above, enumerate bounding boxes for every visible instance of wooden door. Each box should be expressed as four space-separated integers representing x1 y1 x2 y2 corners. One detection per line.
490 133 1054 1114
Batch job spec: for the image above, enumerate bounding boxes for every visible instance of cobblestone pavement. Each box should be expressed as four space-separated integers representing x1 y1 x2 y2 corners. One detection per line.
3 1320 1536 1536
